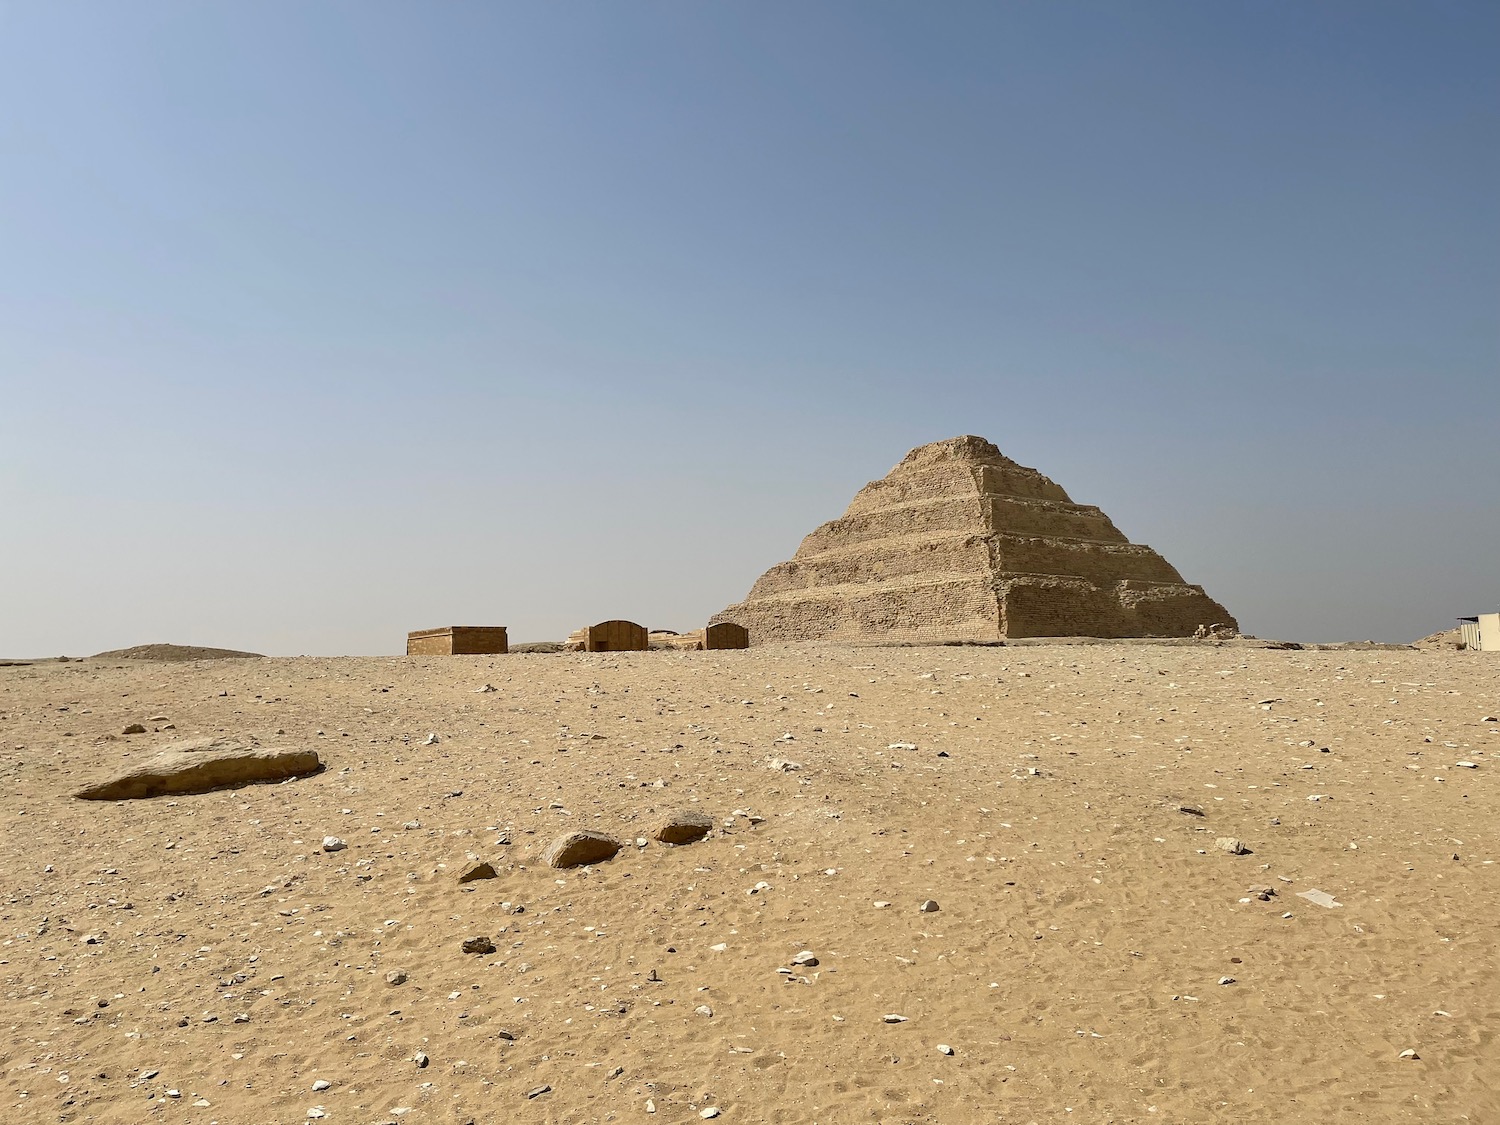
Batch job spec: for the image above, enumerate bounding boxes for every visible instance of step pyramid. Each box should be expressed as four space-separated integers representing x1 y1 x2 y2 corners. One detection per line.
713 435 1238 644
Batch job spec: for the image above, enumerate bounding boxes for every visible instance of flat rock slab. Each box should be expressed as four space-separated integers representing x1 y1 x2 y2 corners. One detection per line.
542 830 623 868
652 809 714 845
75 737 322 800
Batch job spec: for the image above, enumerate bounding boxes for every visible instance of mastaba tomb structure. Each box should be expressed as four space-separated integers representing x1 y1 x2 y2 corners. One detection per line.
712 436 1237 644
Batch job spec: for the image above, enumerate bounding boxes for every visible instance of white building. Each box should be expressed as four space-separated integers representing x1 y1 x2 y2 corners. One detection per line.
1458 613 1500 651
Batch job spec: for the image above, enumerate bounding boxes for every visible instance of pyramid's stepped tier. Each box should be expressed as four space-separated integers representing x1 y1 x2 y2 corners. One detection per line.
799 495 1127 552
714 435 1239 643
1000 576 1233 639
727 576 1006 645
846 458 1071 509
748 532 1183 597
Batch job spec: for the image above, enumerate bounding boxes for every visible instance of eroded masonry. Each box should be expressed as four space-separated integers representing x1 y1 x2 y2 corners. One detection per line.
713 435 1237 644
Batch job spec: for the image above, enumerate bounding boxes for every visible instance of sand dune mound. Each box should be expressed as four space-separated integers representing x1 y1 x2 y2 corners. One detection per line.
92 643 264 661
1413 628 1464 650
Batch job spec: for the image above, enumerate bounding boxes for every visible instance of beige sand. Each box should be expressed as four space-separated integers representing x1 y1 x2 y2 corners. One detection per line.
2 644 1497 1123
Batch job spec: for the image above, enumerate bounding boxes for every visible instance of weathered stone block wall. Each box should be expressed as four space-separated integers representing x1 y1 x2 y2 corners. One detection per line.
406 627 509 655
983 497 1126 542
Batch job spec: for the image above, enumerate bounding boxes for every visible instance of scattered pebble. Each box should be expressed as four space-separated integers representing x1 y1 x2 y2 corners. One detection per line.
321 837 346 852
919 899 940 913
461 936 497 955
937 1044 954 1056
1215 837 1249 855
413 1053 429 1068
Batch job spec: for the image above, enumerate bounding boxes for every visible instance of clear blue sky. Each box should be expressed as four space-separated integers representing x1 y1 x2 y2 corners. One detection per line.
2 1 1495 654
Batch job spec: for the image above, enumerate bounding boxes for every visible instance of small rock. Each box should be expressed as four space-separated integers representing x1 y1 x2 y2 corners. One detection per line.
496 1028 515 1041
542 830 624 868
322 837 346 852
473 684 497 693
385 970 408 986
695 1004 714 1018
1218 976 1236 985
1456 761 1478 769
461 936 496 955
307 1110 326 1120
526 1084 551 1099
1215 837 1249 855
413 1052 429 1068
791 950 819 967
1178 804 1205 817
883 1013 909 1023
312 1080 332 1092
122 723 147 735
700 1109 721 1119
918 899 940 913
1398 1048 1419 1060
424 733 440 745
457 861 498 883
873 901 892 909
937 1044 954 1055
652 809 714 845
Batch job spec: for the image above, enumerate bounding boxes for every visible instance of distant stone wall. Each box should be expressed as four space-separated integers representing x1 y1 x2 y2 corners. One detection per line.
713 436 1237 644
406 627 509 655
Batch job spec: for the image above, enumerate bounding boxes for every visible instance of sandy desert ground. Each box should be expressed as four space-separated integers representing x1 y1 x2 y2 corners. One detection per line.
2 642 1497 1124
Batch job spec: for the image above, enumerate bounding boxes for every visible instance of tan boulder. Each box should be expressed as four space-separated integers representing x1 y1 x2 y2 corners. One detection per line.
651 809 714 845
74 737 322 800
542 830 624 868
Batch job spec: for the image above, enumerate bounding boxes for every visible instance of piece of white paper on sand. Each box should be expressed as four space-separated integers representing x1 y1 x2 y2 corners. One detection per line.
1297 888 1341 908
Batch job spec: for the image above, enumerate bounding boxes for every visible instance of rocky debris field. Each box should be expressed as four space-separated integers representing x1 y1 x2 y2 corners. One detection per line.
1 644 1497 1124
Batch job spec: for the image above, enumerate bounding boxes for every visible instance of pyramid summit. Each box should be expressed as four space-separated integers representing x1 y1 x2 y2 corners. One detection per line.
714 436 1238 644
